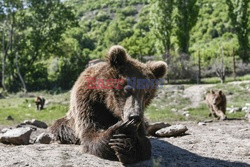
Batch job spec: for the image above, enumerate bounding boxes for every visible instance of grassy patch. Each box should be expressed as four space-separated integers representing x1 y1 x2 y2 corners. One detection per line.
0 79 248 125
145 88 190 122
145 106 186 123
0 92 69 125
188 104 211 122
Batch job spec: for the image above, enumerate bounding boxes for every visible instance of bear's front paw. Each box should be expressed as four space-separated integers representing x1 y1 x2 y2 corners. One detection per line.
109 134 137 164
117 119 139 135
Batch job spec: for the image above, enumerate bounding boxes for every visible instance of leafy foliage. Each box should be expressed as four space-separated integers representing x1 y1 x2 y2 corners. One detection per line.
0 0 249 92
226 0 250 62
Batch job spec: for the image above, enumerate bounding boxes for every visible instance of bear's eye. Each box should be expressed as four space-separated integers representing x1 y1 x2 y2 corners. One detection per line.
124 85 134 96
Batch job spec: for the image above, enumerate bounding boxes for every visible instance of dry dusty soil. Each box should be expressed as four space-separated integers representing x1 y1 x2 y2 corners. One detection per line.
0 120 249 167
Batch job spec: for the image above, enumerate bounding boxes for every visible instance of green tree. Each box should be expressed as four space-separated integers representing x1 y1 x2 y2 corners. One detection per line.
0 0 77 92
226 0 250 62
150 0 174 58
175 0 199 54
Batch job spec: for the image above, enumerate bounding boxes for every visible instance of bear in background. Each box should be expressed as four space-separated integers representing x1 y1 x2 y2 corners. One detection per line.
50 45 167 164
205 90 227 120
35 96 45 110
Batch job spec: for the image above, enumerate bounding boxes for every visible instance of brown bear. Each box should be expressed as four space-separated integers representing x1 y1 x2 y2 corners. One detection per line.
205 90 227 120
35 96 45 110
50 45 167 164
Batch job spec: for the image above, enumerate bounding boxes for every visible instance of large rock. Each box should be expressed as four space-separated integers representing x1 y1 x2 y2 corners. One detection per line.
35 133 52 144
23 119 48 129
147 122 171 136
0 127 32 145
155 124 188 137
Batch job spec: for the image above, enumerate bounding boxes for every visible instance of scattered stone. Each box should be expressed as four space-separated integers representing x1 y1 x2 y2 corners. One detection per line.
16 123 37 131
171 108 178 112
147 122 171 136
23 119 48 129
0 127 32 145
35 133 52 144
155 124 188 137
228 107 242 113
239 128 248 132
1 128 11 133
242 107 248 112
6 115 14 121
198 122 206 126
182 111 190 117
204 120 213 123
245 103 250 107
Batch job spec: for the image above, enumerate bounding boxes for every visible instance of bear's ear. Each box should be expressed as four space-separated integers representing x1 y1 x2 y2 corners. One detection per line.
147 61 167 79
218 90 223 95
211 90 215 94
106 45 128 68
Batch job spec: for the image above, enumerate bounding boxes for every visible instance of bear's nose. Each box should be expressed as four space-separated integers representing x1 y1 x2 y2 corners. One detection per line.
129 114 141 123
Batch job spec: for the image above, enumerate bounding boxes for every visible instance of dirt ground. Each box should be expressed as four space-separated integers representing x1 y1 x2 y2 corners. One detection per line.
0 120 249 167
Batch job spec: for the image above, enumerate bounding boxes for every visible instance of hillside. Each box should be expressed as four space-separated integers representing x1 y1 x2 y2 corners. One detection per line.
0 0 249 91
64 0 246 60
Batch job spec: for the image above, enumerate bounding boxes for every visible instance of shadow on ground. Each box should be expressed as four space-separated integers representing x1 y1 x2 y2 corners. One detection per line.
128 138 249 167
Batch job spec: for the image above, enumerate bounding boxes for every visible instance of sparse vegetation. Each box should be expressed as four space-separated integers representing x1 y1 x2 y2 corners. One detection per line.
0 92 69 125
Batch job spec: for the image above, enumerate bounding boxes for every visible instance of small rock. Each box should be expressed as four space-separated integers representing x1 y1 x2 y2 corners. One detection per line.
228 107 241 113
204 120 213 123
198 122 206 126
147 122 171 136
0 127 32 145
155 124 188 137
239 128 248 132
245 103 250 107
31 119 48 128
23 119 48 129
182 111 190 117
6 115 14 121
1 128 10 133
242 107 248 112
35 133 52 144
171 108 178 112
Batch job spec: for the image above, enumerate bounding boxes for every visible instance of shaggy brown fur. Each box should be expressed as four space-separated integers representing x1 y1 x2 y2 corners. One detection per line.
35 96 45 110
205 90 227 120
50 45 167 164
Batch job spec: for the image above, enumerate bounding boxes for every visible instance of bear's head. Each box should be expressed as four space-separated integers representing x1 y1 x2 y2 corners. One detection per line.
106 45 167 125
210 90 223 105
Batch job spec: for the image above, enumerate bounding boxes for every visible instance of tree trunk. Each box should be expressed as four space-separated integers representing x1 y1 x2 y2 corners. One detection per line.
232 48 236 80
15 52 27 93
1 21 7 92
197 51 201 84
220 45 225 83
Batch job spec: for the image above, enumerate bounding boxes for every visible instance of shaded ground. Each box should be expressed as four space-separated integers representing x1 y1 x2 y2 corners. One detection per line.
0 120 249 167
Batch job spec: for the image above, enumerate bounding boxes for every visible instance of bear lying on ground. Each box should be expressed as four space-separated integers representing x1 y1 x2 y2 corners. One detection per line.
205 90 227 120
50 45 167 164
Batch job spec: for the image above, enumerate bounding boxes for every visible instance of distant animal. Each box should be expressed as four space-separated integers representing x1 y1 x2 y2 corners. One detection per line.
35 96 45 110
205 90 227 120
